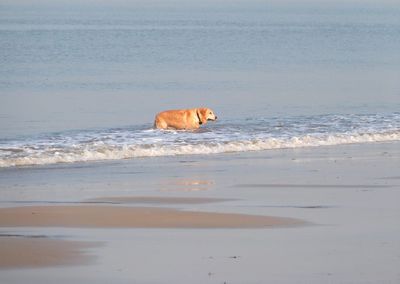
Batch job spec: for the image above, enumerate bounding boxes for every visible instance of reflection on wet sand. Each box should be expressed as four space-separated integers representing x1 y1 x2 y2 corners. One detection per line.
160 178 214 192
86 196 232 205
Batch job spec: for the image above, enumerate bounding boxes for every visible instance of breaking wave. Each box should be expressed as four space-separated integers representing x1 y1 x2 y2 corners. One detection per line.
1 113 399 167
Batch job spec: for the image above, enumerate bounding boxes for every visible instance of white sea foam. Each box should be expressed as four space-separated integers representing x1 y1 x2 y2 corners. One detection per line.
1 113 399 167
0 129 399 168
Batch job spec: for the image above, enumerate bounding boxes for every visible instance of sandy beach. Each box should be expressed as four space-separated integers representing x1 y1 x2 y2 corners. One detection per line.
0 142 399 283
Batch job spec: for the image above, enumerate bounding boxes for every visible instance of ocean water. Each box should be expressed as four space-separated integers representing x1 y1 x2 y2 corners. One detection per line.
1 1 399 167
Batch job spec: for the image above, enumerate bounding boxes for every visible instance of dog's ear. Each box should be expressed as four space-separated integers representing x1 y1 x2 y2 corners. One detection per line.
197 108 207 125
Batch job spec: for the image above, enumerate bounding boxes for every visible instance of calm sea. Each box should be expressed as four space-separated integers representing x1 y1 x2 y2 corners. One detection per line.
1 1 399 167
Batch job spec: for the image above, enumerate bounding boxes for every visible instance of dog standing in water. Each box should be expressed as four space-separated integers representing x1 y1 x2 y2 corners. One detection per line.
154 108 217 130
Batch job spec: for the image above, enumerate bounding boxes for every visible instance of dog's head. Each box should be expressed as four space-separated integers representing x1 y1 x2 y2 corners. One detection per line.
197 108 217 125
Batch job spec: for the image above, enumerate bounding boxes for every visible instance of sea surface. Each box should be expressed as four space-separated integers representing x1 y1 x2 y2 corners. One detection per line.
1 1 399 168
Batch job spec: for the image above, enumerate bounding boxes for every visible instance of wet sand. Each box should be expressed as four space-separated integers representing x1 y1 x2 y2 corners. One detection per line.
86 196 233 204
0 205 303 229
0 199 304 270
0 236 95 269
0 142 399 283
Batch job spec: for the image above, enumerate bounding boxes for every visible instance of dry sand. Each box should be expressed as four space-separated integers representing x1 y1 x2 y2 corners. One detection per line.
0 205 304 229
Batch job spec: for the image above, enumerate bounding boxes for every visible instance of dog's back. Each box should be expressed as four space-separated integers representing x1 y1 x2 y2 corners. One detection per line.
154 108 217 130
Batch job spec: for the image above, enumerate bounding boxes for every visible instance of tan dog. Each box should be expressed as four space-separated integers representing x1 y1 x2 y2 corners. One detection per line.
154 108 217 130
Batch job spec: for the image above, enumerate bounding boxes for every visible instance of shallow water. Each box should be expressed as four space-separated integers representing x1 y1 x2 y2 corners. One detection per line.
0 112 399 167
1 1 400 166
